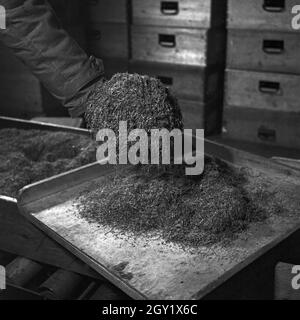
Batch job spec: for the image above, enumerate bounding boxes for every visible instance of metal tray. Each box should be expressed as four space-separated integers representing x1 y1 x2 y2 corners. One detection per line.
0 116 91 201
17 140 300 300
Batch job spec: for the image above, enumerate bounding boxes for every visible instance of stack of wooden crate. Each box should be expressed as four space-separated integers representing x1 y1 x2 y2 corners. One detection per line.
129 0 226 133
86 0 129 79
224 0 300 149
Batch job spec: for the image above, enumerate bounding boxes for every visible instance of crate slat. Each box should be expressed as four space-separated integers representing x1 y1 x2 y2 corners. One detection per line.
131 26 225 66
132 0 226 28
228 0 298 32
227 30 300 74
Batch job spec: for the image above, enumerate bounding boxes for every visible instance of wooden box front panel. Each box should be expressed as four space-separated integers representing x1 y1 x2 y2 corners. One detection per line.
131 26 225 66
225 69 300 113
132 0 226 28
228 0 298 32
129 62 223 101
227 29 300 74
223 106 300 149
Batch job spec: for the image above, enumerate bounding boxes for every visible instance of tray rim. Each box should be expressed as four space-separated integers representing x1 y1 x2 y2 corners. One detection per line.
0 116 91 135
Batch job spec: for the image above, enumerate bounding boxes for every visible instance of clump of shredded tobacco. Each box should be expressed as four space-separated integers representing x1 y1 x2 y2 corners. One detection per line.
85 73 183 135
76 158 280 247
0 128 96 198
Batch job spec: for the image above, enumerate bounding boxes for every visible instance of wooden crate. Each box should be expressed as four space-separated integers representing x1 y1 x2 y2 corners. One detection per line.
129 61 223 101
223 106 300 149
132 0 226 28
228 0 298 32
87 23 128 59
179 98 222 134
131 25 225 66
87 0 128 24
226 69 300 113
227 29 300 74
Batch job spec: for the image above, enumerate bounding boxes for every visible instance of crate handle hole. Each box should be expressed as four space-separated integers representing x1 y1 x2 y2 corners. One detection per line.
258 127 276 142
158 34 176 48
263 0 285 12
263 40 284 54
160 1 179 15
259 81 281 94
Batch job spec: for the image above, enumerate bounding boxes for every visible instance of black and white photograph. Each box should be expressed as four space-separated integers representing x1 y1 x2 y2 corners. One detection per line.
0 0 299 308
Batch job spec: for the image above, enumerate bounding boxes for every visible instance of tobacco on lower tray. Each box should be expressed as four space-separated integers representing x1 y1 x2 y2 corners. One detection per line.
0 128 96 198
76 158 283 248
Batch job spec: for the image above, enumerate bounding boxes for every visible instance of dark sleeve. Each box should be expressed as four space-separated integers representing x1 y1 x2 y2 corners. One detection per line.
0 0 105 117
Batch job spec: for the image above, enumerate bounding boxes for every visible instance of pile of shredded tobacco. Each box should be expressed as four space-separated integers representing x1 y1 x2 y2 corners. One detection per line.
0 128 96 198
85 73 183 136
76 158 283 247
